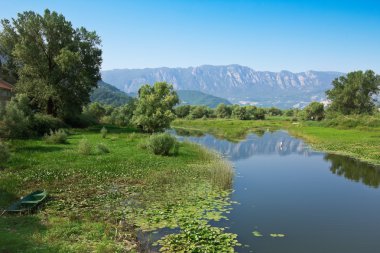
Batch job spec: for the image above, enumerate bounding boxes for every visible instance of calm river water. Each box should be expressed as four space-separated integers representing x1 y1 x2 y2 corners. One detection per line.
173 129 380 253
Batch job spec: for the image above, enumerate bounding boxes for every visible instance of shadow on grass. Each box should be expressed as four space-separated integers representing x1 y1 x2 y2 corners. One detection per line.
0 188 18 209
0 215 59 252
86 124 138 134
15 145 65 154
0 188 58 252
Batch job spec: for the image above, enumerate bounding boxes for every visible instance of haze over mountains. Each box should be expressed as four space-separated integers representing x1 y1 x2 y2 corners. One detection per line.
101 65 344 108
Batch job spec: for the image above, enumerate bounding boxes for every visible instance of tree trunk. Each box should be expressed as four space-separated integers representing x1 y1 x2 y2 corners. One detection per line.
47 97 54 116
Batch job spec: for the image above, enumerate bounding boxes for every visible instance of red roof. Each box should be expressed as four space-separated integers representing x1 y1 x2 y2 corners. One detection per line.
0 79 14 90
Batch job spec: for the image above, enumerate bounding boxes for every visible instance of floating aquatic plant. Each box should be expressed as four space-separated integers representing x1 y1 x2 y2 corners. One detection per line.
252 231 263 237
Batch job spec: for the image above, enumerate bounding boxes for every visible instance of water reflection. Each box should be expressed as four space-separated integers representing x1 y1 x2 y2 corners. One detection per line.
170 128 380 253
174 129 319 161
324 154 380 188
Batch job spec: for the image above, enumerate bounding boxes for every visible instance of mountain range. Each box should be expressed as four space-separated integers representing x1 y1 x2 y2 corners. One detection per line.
101 65 344 108
92 81 230 108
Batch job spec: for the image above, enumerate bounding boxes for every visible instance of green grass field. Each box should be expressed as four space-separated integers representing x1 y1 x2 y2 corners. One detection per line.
172 117 380 165
0 126 234 252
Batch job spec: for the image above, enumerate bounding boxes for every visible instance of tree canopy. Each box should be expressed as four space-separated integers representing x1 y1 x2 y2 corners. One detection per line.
132 82 179 133
303 101 325 121
0 9 102 119
326 70 380 115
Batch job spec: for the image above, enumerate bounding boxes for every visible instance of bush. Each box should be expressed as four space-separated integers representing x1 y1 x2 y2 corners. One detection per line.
78 139 93 155
96 143 110 154
44 129 68 144
0 142 10 167
100 126 108 138
0 94 32 138
146 133 178 156
175 105 191 118
303 102 325 121
66 112 97 128
253 108 266 120
32 113 66 136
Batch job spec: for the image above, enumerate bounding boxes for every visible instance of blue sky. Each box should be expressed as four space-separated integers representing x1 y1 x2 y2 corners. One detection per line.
0 0 379 72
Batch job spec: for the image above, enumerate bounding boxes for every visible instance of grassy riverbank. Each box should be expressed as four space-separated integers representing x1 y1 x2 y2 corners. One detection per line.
0 126 235 252
172 117 380 165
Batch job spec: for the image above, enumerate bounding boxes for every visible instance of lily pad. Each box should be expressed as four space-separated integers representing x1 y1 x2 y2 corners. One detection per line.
270 233 286 238
252 231 263 237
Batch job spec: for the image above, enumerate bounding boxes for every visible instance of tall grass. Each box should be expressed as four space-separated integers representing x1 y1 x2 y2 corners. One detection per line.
185 142 234 190
323 114 380 129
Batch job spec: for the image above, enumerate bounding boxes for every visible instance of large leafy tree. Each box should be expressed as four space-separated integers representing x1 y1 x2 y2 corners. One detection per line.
132 82 179 133
0 9 102 119
326 70 380 115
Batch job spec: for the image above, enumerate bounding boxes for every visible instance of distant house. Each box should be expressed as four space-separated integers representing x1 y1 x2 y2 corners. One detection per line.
0 79 14 105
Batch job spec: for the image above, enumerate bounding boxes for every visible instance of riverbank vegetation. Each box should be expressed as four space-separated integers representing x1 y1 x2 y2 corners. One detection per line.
0 126 236 252
172 114 380 165
1 7 380 253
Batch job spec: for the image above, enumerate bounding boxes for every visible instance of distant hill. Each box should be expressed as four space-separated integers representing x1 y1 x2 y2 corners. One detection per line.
126 89 230 108
177 90 231 108
91 81 131 106
101 65 344 108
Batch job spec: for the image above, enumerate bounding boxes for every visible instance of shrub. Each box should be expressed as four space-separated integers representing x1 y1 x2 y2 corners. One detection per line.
66 112 97 128
173 142 180 156
44 129 68 144
215 104 232 118
78 139 93 155
32 113 66 136
100 126 108 138
253 108 266 120
189 106 209 119
0 94 32 138
0 142 10 167
175 105 191 118
96 143 110 154
146 133 178 156
303 102 325 121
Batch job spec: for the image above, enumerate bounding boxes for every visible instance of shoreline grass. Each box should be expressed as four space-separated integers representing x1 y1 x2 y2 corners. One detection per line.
172 117 380 166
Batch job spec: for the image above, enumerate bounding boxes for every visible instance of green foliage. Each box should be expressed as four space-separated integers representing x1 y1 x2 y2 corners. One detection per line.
175 105 191 118
44 129 68 144
268 107 283 116
253 108 266 120
78 139 93 155
155 220 240 252
86 102 106 122
132 82 179 132
215 103 232 118
96 143 110 154
0 9 102 119
0 141 10 166
0 94 32 138
189 105 209 119
146 133 178 156
0 126 235 252
284 109 295 117
303 102 325 121
100 127 108 138
323 113 380 128
232 106 249 120
32 113 66 136
111 101 136 126
326 70 380 115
